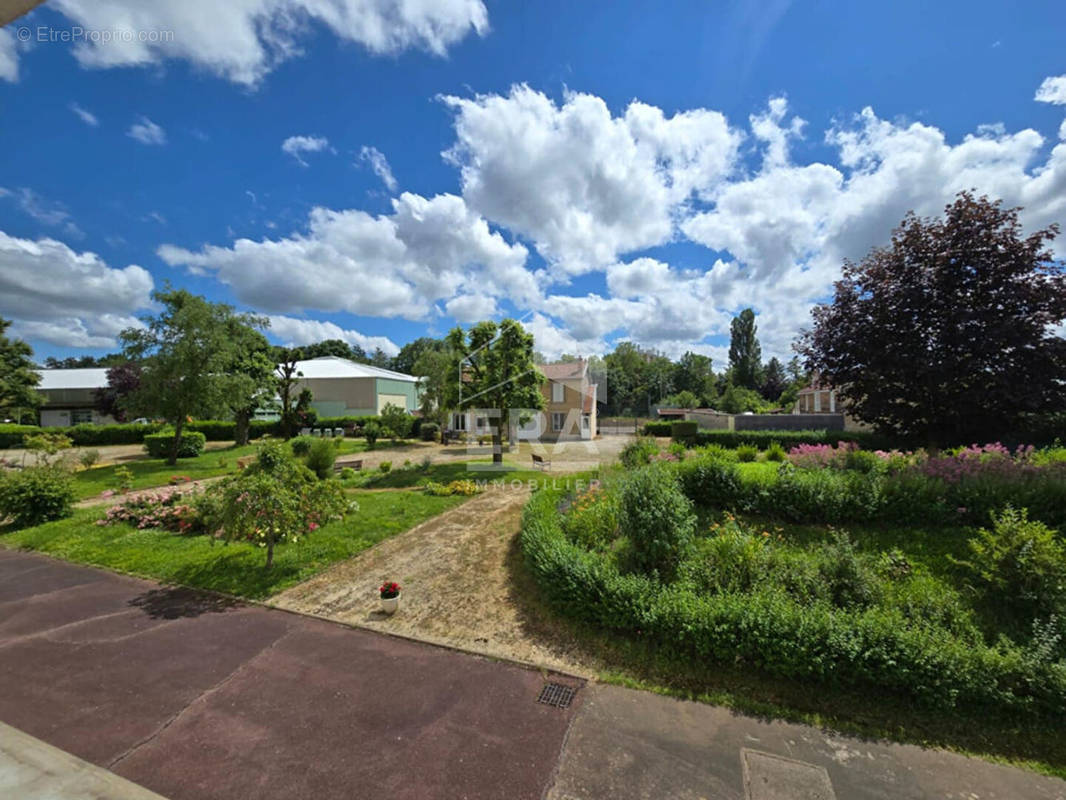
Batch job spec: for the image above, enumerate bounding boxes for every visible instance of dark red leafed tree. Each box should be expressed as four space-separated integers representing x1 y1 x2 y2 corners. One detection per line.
797 192 1066 446
94 362 142 423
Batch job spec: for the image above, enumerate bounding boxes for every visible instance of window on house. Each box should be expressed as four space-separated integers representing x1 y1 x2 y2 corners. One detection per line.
70 409 93 425
475 416 487 429
551 382 564 403
453 413 467 431
552 412 565 431
581 413 590 431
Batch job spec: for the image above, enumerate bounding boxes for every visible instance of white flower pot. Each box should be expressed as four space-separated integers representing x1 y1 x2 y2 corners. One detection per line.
380 594 400 615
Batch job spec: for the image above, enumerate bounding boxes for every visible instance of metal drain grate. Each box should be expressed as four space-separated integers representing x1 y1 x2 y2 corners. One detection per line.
537 682 576 708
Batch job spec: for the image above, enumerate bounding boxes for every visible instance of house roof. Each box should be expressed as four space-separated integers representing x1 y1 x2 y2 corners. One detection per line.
539 360 586 381
36 368 110 391
291 356 418 383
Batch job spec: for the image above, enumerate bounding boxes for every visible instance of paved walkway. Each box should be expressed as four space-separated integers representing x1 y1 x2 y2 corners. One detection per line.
0 549 582 800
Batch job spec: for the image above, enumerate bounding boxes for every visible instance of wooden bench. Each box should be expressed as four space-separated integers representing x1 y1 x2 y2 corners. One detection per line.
531 453 550 471
334 460 363 474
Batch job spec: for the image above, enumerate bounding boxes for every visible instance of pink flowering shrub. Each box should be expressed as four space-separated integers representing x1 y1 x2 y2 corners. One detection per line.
98 488 199 533
787 441 859 469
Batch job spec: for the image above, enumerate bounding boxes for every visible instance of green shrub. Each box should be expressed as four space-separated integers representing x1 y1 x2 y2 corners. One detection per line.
363 421 381 448
618 466 696 579
561 486 619 551
380 404 412 439
340 467 356 480
290 436 315 456
844 449 883 474
764 442 786 462
813 530 880 608
736 444 758 462
964 506 1066 622
642 421 673 436
79 449 101 469
0 465 75 527
420 422 440 442
675 453 742 509
304 438 337 479
113 465 134 492
689 429 890 450
670 421 698 442
667 442 687 461
143 430 207 459
679 516 772 594
620 436 659 468
379 461 392 473
0 424 42 449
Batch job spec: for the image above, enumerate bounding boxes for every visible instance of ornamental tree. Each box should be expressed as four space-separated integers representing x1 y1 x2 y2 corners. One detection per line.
94 362 142 423
797 192 1066 446
446 319 543 464
728 308 763 390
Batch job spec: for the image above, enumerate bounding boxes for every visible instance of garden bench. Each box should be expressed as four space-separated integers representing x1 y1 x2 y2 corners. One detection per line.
334 459 363 473
531 453 550 470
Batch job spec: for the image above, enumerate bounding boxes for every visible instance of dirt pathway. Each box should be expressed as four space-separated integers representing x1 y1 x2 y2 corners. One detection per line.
272 486 602 676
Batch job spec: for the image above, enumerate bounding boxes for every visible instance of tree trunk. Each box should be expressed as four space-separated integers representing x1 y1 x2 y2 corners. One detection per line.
168 417 184 466
491 421 503 464
265 536 274 569
235 409 251 446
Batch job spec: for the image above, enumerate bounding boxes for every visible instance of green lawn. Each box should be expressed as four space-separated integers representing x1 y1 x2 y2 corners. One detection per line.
1 488 460 598
72 439 370 500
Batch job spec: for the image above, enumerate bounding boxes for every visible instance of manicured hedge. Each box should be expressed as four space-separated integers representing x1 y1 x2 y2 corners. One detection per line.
143 430 207 459
671 421 698 441
521 486 1066 716
642 421 673 436
0 424 43 449
315 415 379 429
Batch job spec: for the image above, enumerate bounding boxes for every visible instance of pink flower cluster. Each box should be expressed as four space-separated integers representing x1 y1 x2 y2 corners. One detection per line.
920 443 1044 484
97 488 198 533
787 441 859 469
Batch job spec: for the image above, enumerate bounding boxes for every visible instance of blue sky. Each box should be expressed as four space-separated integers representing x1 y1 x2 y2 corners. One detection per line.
1 0 1064 366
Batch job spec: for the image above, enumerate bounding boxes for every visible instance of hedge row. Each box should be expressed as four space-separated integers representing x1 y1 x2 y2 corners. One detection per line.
0 424 44 449
143 431 207 459
520 486 1066 716
687 428 890 450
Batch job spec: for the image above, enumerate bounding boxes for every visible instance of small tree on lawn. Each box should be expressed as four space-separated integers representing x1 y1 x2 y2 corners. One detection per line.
797 192 1066 446
0 317 41 423
379 402 412 442
446 319 543 464
217 441 347 568
120 288 267 465
414 346 452 441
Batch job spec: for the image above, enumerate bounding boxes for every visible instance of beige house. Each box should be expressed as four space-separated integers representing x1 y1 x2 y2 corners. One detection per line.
447 359 598 442
290 357 419 417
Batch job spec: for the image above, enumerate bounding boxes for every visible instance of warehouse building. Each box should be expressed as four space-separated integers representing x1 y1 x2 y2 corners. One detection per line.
290 357 419 417
35 368 115 427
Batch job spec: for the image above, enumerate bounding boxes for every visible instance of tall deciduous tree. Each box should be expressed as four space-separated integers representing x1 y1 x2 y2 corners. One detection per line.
0 317 41 423
120 289 267 464
223 321 275 446
797 192 1066 445
414 345 454 441
446 319 543 464
728 308 763 390
392 336 444 375
673 351 715 403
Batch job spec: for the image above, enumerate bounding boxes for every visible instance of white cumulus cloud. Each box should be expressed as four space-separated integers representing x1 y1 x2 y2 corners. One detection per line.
0 231 154 348
359 145 398 192
1036 74 1066 105
267 315 399 357
41 0 489 86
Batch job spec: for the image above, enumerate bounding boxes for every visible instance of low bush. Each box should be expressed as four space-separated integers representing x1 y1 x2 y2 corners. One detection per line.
736 444 758 462
618 467 696 579
363 421 382 448
963 507 1066 623
143 430 207 459
561 484 619 551
688 429 889 450
79 449 101 469
764 442 786 462
671 421 698 442
620 436 659 468
98 488 199 533
676 454 742 509
290 436 315 456
420 422 441 442
304 438 337 479
0 465 76 527
422 479 481 496
379 461 392 473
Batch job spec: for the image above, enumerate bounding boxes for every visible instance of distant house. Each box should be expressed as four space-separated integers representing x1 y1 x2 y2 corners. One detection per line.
447 359 598 442
794 378 840 414
36 368 115 427
289 357 419 417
